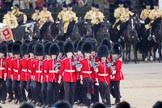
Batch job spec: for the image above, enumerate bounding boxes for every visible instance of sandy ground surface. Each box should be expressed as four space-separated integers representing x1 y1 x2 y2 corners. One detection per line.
1 62 162 108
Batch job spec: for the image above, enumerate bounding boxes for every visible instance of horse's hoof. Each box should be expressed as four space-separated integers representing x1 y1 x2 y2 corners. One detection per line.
145 58 148 62
150 56 153 61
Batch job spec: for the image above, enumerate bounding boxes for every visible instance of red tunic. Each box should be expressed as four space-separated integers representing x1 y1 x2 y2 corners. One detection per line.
80 58 94 80
20 59 29 81
0 58 6 79
59 58 77 83
97 62 111 84
27 59 35 80
11 59 21 80
111 60 124 81
5 57 13 79
33 60 43 82
42 59 49 82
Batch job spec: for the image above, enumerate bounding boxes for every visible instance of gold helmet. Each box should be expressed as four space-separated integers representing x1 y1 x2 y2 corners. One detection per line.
11 5 20 16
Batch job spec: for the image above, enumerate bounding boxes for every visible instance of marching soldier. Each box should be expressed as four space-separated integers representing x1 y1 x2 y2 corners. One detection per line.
58 40 77 106
140 2 152 28
12 4 27 25
148 2 162 33
96 45 111 107
79 41 96 106
41 42 51 107
112 0 125 29
84 3 96 21
110 43 124 104
11 42 21 104
66 4 78 37
3 7 18 28
57 3 69 33
31 7 40 21
46 43 60 107
32 43 44 106
5 41 14 103
0 41 7 104
19 43 29 103
39 3 54 29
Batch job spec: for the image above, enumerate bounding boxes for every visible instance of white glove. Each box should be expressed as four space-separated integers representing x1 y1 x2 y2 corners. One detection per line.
112 70 116 75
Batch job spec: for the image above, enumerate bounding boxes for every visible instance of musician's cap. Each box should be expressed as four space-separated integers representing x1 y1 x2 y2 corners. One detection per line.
68 3 73 7
12 42 21 55
34 43 44 56
20 43 29 56
91 2 96 7
43 3 48 8
81 41 92 53
64 39 74 53
49 43 60 56
124 4 129 8
101 39 111 50
15 4 20 8
97 45 109 58
7 40 13 53
153 2 158 6
58 41 64 53
112 43 122 55
62 3 67 8
77 40 84 51
74 39 79 52
35 7 40 10
44 42 52 55
95 3 99 9
0 41 7 55
7 7 12 11
146 1 151 6
118 0 123 4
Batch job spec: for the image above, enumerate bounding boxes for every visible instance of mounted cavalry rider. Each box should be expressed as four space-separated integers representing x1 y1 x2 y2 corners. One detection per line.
91 3 105 36
31 7 40 22
57 3 69 33
84 2 96 21
140 2 152 29
3 7 18 28
39 3 54 29
12 4 27 25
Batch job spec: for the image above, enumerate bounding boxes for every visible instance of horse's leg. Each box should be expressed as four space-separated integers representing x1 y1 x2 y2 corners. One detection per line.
133 43 137 63
128 44 131 62
158 43 162 62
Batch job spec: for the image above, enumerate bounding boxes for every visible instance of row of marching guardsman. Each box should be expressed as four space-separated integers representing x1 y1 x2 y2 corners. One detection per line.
0 38 124 108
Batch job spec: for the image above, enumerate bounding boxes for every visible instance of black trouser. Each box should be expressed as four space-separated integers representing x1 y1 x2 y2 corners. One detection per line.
64 82 76 106
75 80 82 103
92 23 102 36
53 82 60 103
33 81 41 103
41 82 47 105
12 80 20 101
92 83 99 103
59 83 64 100
110 81 120 104
47 82 54 105
99 82 111 106
26 80 32 100
6 78 13 100
117 21 128 38
82 78 92 106
151 18 161 32
20 81 27 102
66 21 75 37
0 79 6 101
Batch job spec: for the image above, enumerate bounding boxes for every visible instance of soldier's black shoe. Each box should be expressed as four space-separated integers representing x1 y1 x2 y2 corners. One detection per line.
41 104 46 108
1 101 5 104
14 99 19 104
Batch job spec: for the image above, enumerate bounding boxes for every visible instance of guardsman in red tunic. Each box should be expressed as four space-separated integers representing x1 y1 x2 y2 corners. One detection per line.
96 45 111 107
79 41 97 106
41 42 51 107
0 41 7 104
58 40 77 106
46 43 60 107
32 43 44 106
5 41 14 102
11 42 21 104
110 43 124 104
19 43 29 103
27 41 35 102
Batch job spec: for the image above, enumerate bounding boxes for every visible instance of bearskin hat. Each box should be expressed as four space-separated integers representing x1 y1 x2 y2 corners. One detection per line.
77 40 84 51
44 42 52 55
0 41 7 55
101 39 111 50
58 41 64 53
85 38 96 51
81 41 92 53
12 42 21 55
34 43 44 56
49 43 60 56
97 45 109 58
112 43 122 55
20 43 29 56
64 40 74 53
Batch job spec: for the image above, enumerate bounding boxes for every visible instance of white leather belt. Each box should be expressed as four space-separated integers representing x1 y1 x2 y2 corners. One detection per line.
64 69 75 73
49 70 57 73
8 68 11 71
98 73 108 76
36 70 42 73
13 69 18 72
22 69 27 72
28 70 31 73
0 67 5 70
82 71 92 74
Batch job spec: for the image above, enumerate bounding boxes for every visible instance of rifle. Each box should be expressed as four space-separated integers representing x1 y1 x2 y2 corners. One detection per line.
53 57 60 72
90 56 99 73
72 55 82 70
